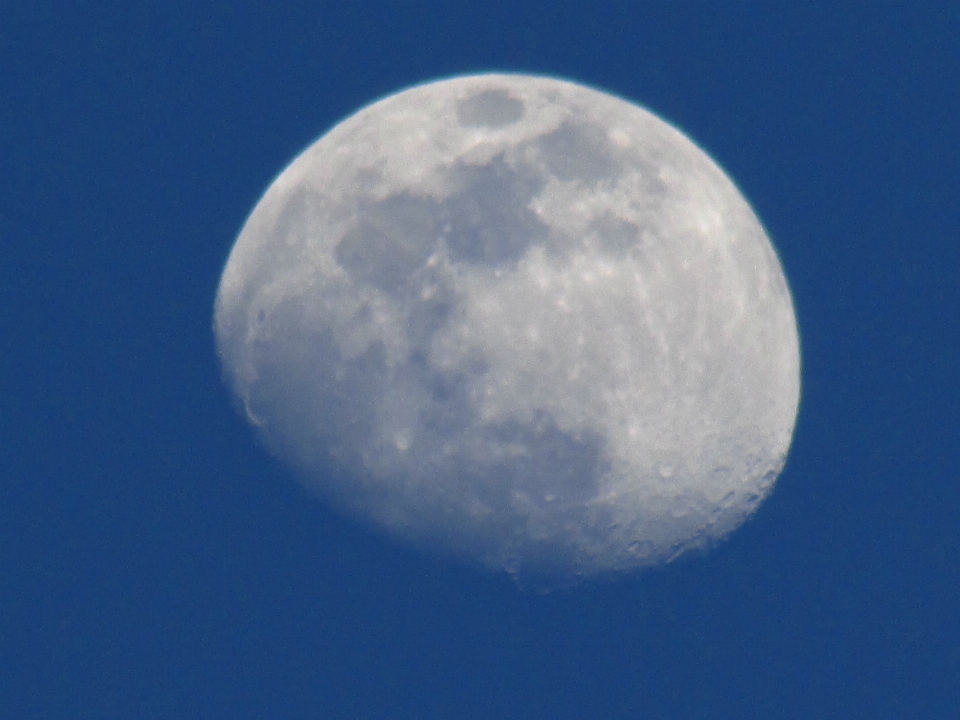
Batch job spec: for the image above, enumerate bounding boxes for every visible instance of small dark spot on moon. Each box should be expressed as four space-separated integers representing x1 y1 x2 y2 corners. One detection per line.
456 89 525 128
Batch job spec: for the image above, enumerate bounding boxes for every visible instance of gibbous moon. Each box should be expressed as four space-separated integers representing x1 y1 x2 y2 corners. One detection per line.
215 74 800 586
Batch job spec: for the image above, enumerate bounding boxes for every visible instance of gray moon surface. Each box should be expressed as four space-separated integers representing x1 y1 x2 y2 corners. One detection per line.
214 74 800 585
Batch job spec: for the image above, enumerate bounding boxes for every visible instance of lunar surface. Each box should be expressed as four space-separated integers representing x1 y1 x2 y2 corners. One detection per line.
214 74 800 585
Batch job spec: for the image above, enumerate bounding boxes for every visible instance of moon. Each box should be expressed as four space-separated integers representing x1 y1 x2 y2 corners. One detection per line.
214 74 800 586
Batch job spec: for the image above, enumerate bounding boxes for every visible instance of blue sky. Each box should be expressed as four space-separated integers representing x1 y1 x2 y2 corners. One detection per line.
3 3 958 718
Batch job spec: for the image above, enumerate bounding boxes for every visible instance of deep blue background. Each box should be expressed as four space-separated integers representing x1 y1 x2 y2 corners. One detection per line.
3 3 959 718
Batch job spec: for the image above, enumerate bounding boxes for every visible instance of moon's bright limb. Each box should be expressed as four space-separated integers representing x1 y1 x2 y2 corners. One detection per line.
215 74 800 586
